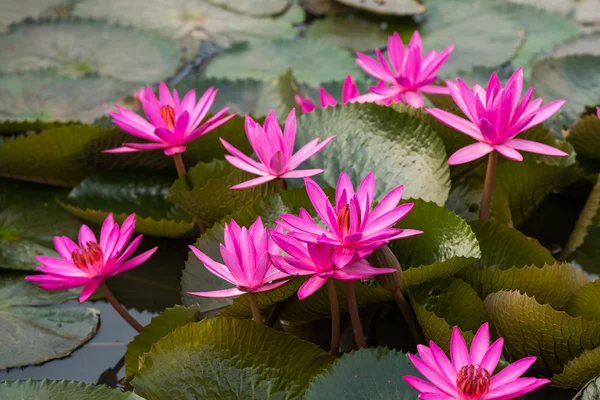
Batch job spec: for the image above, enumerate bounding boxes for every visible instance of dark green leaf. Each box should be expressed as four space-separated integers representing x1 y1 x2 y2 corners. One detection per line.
567 115 600 161
125 305 200 383
0 379 144 400
304 348 419 400
563 280 600 323
131 317 335 399
557 366 600 393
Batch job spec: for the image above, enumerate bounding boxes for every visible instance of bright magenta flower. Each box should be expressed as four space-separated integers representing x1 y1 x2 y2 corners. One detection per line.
221 109 335 189
270 232 395 299
188 217 291 298
403 323 549 399
427 68 568 165
295 75 361 113
277 172 422 265
105 82 236 156
26 214 157 303
355 31 453 108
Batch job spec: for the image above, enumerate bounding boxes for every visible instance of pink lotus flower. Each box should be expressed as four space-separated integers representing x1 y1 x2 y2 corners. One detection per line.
105 82 236 156
26 214 157 303
270 232 395 299
427 68 569 165
355 31 453 108
188 217 291 298
277 172 422 265
403 323 549 399
295 75 361 113
221 109 335 189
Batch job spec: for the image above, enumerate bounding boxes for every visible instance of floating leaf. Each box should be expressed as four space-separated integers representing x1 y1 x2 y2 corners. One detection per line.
206 0 291 16
0 379 144 400
559 369 600 395
0 19 181 84
0 0 76 32
175 70 298 120
484 290 600 374
0 271 100 369
504 0 577 17
0 71 136 123
408 277 488 352
125 305 200 383
335 0 425 15
293 103 451 205
554 34 600 58
0 179 81 271
304 348 419 400
168 159 276 226
564 280 600 323
531 55 600 127
566 114 600 161
204 39 363 87
59 169 195 239
131 317 335 399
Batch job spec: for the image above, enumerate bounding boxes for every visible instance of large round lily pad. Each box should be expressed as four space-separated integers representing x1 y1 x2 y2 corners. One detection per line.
0 19 182 84
0 0 76 32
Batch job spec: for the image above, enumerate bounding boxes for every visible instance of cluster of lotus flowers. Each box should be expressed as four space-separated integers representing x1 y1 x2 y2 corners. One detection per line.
25 30 586 399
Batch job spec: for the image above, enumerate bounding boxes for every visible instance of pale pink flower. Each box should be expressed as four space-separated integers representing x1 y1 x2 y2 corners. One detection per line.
295 75 360 113
403 323 550 399
105 82 236 156
188 217 291 298
355 31 454 108
427 68 568 165
221 109 335 189
26 214 157 303
269 232 395 299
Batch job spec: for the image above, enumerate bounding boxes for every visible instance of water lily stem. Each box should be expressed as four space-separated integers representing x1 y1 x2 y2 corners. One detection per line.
100 282 143 333
480 151 498 221
392 289 425 345
172 153 205 233
276 178 287 191
249 292 263 325
346 281 367 349
326 279 340 356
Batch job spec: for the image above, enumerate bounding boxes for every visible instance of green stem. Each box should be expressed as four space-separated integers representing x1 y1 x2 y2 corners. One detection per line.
249 292 263 325
345 281 367 349
100 282 143 333
479 151 498 221
276 178 287 192
392 289 425 345
172 153 205 233
326 279 340 356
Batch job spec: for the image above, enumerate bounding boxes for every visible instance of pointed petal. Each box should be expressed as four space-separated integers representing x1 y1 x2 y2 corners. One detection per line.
426 108 483 141
404 91 424 108
469 322 490 366
494 143 523 161
448 142 494 165
189 287 245 298
504 138 568 157
319 87 338 108
231 175 277 190
450 326 470 370
297 275 328 300
79 279 102 303
480 338 504 375
522 100 565 130
489 357 537 390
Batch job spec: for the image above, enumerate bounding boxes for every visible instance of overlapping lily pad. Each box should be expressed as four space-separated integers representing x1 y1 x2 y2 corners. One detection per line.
566 114 600 161
131 317 335 399
0 71 136 123
0 179 81 271
336 0 425 15
0 0 76 32
0 379 143 400
0 19 181 84
293 103 451 204
0 271 100 369
304 348 419 400
59 169 196 239
204 39 363 87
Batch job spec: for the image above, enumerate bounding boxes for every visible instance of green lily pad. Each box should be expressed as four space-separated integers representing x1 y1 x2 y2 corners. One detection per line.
0 71 136 123
460 220 588 307
505 0 577 16
531 55 600 128
566 115 600 161
168 159 277 227
335 0 425 15
0 0 76 33
0 379 144 400
0 179 81 271
131 317 335 399
408 277 488 352
564 280 600 323
125 304 201 383
175 70 298 120
206 0 291 16
72 0 299 47
554 34 600 58
484 290 600 374
555 361 600 392
293 103 451 205
204 39 363 87
304 348 419 400
58 169 196 239
420 0 523 78
0 271 100 369
0 19 181 84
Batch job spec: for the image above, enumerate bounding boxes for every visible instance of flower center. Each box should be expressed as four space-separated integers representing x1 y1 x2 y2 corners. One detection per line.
336 205 351 238
160 105 176 130
456 365 491 400
72 242 104 276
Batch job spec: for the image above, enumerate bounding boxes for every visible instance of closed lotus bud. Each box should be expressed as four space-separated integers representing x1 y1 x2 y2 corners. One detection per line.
369 245 403 292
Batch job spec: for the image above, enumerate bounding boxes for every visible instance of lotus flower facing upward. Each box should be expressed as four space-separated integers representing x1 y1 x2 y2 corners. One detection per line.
295 75 361 113
355 31 453 108
188 217 291 299
105 82 236 156
221 109 335 189
277 172 422 264
403 323 550 399
26 214 157 303
427 68 568 165
270 232 395 299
